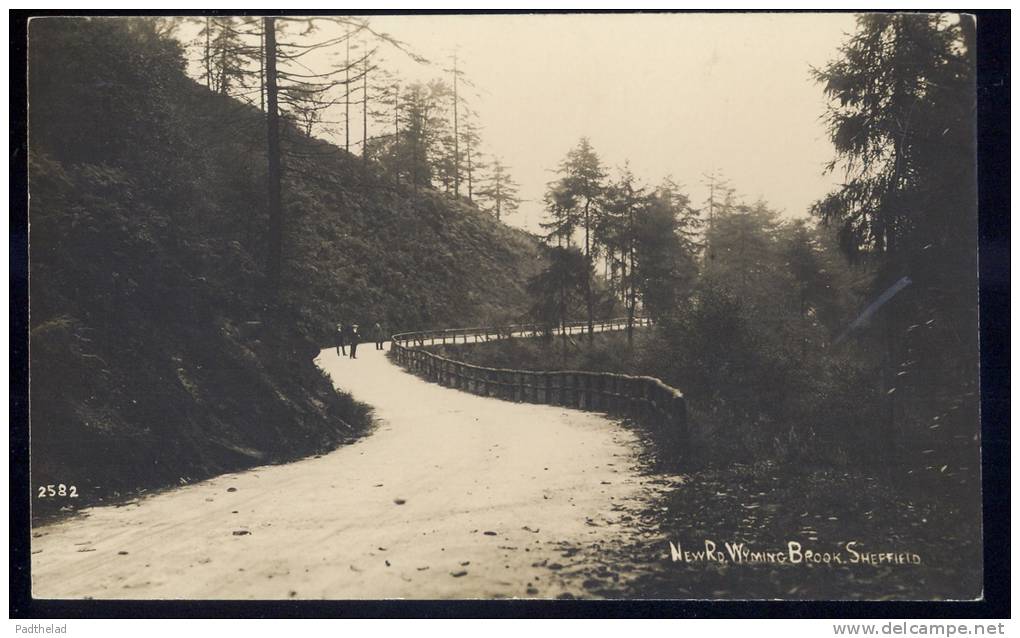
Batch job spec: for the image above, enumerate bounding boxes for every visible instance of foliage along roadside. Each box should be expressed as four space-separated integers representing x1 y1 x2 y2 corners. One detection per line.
27 18 543 516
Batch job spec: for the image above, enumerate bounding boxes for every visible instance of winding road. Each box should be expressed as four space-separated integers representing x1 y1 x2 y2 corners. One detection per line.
31 341 672 599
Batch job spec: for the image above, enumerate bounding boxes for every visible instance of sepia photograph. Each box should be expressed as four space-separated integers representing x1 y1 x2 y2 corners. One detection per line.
17 10 995 605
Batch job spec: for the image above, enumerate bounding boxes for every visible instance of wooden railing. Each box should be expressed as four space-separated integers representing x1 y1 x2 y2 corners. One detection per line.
391 316 651 348
390 318 688 456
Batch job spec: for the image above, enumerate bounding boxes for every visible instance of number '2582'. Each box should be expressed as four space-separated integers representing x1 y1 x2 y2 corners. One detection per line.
37 484 78 498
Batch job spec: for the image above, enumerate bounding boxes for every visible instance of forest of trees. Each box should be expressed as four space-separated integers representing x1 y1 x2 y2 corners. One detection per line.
26 17 542 506
25 13 980 505
179 16 523 289
523 14 978 489
21 13 990 603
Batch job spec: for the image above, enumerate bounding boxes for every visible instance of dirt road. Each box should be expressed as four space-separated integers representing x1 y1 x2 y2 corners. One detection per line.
31 342 670 599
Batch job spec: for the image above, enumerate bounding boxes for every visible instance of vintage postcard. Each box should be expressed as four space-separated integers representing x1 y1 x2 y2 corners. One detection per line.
25 12 982 602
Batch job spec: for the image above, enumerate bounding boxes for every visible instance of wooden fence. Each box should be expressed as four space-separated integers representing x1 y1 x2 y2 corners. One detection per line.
390 318 688 455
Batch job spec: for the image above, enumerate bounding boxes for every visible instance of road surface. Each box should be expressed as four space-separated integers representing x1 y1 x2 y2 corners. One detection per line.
31 341 672 599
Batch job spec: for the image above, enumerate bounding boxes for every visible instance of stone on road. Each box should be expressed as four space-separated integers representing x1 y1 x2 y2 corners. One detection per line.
31 342 660 599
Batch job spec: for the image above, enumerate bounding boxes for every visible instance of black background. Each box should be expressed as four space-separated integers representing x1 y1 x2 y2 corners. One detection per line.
8 8 1010 619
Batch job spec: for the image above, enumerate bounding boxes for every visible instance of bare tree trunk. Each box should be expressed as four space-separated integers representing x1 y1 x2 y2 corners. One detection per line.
616 253 623 301
393 83 400 186
584 199 594 342
452 52 460 198
495 179 501 222
204 17 212 89
466 131 473 201
345 31 350 153
259 22 265 112
219 28 227 94
362 45 368 171
560 270 567 365
706 175 716 264
264 17 283 290
412 118 419 200
627 211 636 345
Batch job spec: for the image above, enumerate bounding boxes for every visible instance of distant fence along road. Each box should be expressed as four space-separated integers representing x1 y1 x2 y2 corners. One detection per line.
390 318 688 458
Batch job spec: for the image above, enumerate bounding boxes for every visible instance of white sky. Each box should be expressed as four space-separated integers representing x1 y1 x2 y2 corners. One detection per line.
178 13 862 233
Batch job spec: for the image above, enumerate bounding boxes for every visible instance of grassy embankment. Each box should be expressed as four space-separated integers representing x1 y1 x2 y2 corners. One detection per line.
28 19 543 517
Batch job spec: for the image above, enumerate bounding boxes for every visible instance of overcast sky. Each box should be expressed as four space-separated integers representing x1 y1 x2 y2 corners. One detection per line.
182 13 861 233
368 13 861 232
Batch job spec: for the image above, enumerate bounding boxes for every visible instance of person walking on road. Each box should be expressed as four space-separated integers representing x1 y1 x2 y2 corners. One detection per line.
335 323 347 356
373 322 385 350
348 324 360 359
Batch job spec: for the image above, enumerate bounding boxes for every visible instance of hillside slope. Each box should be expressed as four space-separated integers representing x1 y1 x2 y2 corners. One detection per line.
27 18 543 513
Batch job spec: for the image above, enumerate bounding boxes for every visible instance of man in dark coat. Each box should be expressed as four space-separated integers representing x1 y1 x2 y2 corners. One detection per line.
335 323 346 356
373 322 385 350
348 324 360 359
